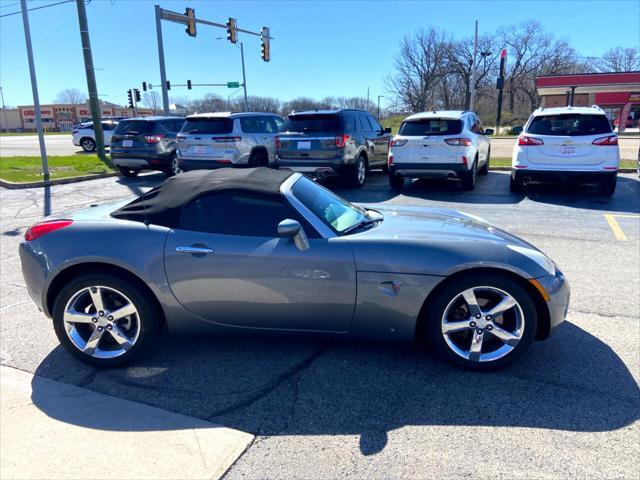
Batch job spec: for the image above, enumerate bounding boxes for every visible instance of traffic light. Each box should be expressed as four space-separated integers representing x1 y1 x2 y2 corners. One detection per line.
185 8 196 37
142 82 147 92
226 17 237 43
187 80 192 90
166 81 171 90
127 89 133 108
134 89 141 103
261 26 270 62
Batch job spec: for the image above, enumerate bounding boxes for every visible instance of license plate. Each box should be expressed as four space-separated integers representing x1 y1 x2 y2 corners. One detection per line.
558 145 576 156
194 145 207 154
122 140 133 147
297 141 311 150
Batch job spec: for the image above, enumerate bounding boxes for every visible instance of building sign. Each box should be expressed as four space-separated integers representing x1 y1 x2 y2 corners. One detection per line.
629 92 640 102
22 109 53 117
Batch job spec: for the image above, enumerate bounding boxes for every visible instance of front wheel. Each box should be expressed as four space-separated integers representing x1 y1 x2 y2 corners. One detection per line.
81 138 96 152
422 273 538 370
52 274 162 368
118 166 139 178
347 155 367 188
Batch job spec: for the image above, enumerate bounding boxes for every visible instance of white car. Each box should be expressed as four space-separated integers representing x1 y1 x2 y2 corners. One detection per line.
510 106 620 195
387 111 492 191
72 120 118 152
177 112 284 171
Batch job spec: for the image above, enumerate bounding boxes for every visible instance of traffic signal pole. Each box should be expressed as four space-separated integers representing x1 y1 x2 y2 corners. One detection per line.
240 42 248 111
155 5 170 115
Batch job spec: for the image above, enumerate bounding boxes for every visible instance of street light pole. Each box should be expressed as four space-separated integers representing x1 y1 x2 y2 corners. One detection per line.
240 42 248 111
155 4 170 115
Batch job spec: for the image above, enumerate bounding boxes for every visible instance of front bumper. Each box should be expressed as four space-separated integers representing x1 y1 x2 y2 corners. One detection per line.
536 268 570 337
512 169 617 185
389 162 468 179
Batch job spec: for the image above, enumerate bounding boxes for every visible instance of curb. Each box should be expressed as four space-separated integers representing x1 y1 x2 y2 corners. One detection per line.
0 171 118 189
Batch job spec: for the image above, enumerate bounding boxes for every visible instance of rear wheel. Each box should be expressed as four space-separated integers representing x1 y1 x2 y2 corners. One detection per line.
460 159 477 191
165 154 182 177
81 138 96 152
478 149 490 175
249 149 269 168
389 174 405 190
598 175 617 196
422 272 537 370
347 155 367 188
509 176 525 193
118 166 139 178
52 274 162 368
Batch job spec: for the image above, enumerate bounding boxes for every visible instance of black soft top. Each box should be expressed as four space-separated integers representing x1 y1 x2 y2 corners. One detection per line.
111 167 293 228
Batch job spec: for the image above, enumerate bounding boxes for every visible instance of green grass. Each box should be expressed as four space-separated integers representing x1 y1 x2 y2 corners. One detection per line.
0 154 114 183
0 131 70 136
382 115 405 135
490 157 636 169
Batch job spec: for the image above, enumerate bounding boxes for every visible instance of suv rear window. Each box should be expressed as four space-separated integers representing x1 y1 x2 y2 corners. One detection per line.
181 117 234 134
114 121 154 135
282 114 342 133
398 119 463 136
527 114 612 136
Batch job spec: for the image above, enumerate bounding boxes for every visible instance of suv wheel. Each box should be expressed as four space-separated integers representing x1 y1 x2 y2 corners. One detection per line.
249 150 268 168
347 155 367 188
460 159 477 191
598 175 617 196
389 174 404 190
165 154 182 177
509 176 525 193
478 149 490 175
118 166 139 178
81 138 96 152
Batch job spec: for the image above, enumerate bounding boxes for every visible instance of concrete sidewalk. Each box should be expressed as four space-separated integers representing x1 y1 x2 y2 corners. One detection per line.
0 366 253 480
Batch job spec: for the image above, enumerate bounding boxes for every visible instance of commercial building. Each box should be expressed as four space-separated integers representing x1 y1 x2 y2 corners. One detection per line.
536 71 640 126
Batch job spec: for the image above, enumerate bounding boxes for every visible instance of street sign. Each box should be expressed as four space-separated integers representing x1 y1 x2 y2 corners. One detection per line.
227 81 240 88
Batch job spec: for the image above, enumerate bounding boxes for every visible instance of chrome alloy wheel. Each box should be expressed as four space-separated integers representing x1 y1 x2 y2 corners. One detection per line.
171 156 182 175
357 159 366 185
441 286 525 363
63 286 141 359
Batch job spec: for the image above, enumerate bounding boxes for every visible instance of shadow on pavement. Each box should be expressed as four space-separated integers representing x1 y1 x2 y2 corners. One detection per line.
31 321 639 455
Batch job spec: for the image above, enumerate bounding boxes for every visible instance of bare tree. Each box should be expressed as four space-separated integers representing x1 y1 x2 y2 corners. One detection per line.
597 47 640 72
141 91 161 110
385 28 450 112
55 88 87 104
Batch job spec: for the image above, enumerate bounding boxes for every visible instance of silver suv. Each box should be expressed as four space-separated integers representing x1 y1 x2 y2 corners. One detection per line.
177 112 284 171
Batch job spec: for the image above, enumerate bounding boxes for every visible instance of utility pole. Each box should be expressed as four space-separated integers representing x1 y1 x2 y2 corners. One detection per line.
0 86 7 132
76 0 107 163
377 95 384 120
240 42 248 111
495 48 507 134
155 5 170 115
367 87 370 108
469 20 479 111
20 0 49 181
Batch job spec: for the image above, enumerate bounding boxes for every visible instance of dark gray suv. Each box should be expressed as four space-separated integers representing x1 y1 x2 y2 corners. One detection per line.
275 109 392 187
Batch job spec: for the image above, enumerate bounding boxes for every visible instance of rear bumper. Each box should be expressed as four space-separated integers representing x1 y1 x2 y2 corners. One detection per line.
512 169 617 184
111 152 174 170
179 159 238 171
275 156 353 177
390 162 468 179
19 242 48 314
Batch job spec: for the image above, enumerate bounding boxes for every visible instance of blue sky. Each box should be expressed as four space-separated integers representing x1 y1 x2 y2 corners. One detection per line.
1 0 639 108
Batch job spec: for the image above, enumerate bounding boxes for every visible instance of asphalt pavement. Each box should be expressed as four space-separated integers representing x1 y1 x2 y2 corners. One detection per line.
1 134 639 160
1 170 638 479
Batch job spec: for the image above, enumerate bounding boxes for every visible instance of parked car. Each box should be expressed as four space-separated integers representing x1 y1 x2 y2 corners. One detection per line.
72 120 118 152
110 116 185 177
387 111 492 191
510 106 620 195
20 167 569 370
275 109 392 188
176 112 283 171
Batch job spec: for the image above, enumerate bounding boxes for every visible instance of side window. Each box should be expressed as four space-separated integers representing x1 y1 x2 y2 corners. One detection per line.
342 114 355 132
179 192 319 238
273 116 284 131
358 115 371 132
240 117 260 133
367 115 383 133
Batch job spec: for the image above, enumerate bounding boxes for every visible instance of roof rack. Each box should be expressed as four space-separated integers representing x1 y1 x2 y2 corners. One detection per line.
591 104 604 111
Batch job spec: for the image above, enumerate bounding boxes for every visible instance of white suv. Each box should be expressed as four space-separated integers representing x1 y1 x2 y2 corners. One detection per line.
71 120 118 152
511 106 620 195
388 111 492 190
177 112 283 171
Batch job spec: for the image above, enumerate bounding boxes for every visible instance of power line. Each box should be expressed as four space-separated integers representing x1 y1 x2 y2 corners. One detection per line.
0 0 74 18
0 2 22 9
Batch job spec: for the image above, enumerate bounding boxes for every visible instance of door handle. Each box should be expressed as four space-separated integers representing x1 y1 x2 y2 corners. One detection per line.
176 246 214 255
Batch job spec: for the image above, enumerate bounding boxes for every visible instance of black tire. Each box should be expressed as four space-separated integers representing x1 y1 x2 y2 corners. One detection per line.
80 137 96 152
389 174 405 190
460 159 477 191
478 149 490 175
118 166 139 178
347 155 367 188
164 154 182 177
52 273 163 368
509 176 525 193
422 272 538 371
598 175 617 196
249 149 269 168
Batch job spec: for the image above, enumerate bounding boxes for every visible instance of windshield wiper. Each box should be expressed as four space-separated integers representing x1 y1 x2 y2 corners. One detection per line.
342 218 379 234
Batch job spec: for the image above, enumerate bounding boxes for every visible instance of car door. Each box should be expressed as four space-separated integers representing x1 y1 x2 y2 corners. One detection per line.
163 191 356 332
357 114 375 161
469 115 487 164
366 115 391 166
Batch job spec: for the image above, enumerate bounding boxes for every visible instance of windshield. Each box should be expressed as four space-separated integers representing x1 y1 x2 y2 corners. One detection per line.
399 118 463 136
527 114 612 136
282 114 342 133
291 176 369 234
181 117 234 134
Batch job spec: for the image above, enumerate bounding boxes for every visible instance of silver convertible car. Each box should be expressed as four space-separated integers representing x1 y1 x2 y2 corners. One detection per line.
20 168 569 370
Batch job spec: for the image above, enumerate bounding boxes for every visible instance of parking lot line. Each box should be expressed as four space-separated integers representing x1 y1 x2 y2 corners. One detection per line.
604 214 640 241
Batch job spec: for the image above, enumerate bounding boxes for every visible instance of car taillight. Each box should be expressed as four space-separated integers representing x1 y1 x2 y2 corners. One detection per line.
275 135 281 149
592 135 618 146
24 220 73 241
390 138 407 147
212 136 241 143
177 135 185 142
335 134 350 148
445 137 472 146
144 134 166 143
388 153 394 165
518 135 544 146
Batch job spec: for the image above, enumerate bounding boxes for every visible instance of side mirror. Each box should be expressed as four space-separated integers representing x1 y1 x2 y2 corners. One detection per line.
484 128 494 136
383 127 392 134
277 219 309 251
